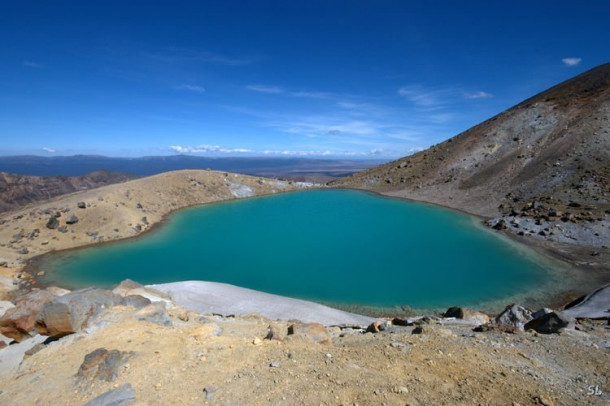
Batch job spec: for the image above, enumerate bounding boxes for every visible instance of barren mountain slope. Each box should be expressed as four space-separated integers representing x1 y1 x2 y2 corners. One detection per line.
0 171 133 213
332 63 610 219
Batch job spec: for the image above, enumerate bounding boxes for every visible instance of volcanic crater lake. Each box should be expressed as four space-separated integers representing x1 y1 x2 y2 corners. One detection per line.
38 189 559 310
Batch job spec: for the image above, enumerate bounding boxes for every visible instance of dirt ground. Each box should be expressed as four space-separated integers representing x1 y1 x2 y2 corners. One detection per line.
0 304 608 406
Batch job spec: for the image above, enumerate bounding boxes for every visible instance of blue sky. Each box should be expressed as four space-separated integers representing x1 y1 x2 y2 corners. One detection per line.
1 1 608 159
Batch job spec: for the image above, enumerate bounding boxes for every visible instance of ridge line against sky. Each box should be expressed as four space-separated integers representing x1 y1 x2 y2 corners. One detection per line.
1 1 608 159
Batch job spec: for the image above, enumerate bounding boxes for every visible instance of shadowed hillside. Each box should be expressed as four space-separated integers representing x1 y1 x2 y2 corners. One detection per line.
332 63 610 219
0 171 133 213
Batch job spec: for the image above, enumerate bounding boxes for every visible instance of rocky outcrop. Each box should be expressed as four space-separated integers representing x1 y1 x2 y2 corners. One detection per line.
0 289 55 341
38 288 123 338
495 304 533 330
77 348 133 382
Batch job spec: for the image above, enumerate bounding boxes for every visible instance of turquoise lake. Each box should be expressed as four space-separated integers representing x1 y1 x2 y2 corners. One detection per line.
37 189 557 310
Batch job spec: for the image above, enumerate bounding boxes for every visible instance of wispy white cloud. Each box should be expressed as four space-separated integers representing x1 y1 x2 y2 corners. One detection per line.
246 85 333 99
562 57 582 67
270 119 378 138
291 91 332 99
42 147 56 153
169 145 253 154
169 144 385 157
261 148 382 157
247 84 284 94
464 91 493 99
23 60 42 68
175 84 206 93
397 85 456 108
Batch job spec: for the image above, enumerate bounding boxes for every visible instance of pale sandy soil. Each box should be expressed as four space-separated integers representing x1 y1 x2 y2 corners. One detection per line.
0 300 608 406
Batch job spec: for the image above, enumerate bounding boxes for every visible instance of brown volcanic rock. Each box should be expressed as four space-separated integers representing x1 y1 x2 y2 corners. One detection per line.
0 289 55 341
332 63 610 219
0 170 133 213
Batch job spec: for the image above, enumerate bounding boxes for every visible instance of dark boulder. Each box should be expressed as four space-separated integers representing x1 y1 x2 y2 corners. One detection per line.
46 216 59 229
65 214 79 224
524 311 575 334
77 348 133 382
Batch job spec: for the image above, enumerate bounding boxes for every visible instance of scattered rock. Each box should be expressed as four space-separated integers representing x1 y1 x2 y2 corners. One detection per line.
412 326 425 334
66 214 79 224
534 394 555 406
202 387 217 401
269 360 281 368
0 289 55 341
77 348 133 382
57 226 68 233
473 323 519 334
391 317 413 326
265 324 284 341
495 304 533 330
83 383 136 406
524 311 575 334
366 321 390 333
444 307 490 325
77 201 86 209
287 322 331 345
134 302 172 326
16 247 28 255
38 288 122 338
46 216 59 229
24 342 46 358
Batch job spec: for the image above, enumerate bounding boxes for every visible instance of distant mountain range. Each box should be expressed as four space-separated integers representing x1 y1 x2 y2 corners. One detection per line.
0 155 383 179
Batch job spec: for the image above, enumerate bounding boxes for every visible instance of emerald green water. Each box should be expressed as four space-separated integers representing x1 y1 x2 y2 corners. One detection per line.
37 189 553 310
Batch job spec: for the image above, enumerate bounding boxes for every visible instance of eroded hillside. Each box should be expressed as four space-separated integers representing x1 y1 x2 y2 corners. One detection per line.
333 63 610 220
0 171 133 213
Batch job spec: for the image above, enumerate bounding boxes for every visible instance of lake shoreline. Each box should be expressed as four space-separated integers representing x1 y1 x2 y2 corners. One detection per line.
15 187 605 316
